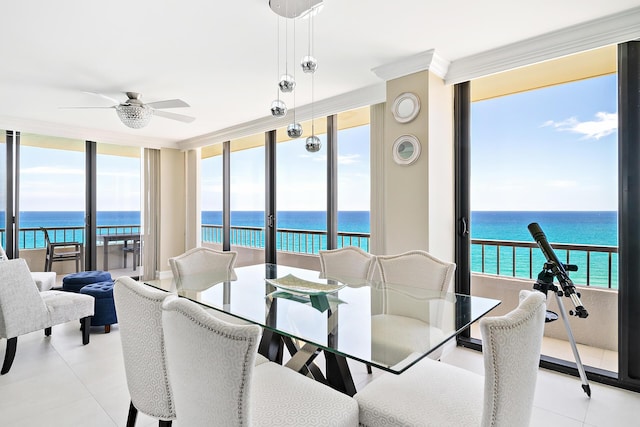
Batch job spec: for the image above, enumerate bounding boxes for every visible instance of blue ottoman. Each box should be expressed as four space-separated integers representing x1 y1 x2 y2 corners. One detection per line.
62 270 112 293
79 281 117 333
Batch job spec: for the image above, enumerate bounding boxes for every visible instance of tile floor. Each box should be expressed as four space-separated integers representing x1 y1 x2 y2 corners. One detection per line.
0 321 638 427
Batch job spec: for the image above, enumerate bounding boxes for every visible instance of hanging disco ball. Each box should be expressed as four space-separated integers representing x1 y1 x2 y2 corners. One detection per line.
305 135 321 152
270 99 287 117
300 55 318 73
278 74 296 93
287 122 303 138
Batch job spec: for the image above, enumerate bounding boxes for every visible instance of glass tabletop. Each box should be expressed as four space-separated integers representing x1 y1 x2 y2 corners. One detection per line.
146 263 500 374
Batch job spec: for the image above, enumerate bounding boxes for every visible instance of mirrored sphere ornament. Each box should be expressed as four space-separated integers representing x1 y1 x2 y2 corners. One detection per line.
278 74 296 93
305 135 321 152
270 99 287 117
300 55 318 73
287 122 303 138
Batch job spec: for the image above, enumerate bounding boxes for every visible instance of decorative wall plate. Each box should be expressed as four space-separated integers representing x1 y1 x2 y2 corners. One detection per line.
391 92 420 123
392 134 421 165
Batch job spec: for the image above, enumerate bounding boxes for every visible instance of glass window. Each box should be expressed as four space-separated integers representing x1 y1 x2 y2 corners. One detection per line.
96 143 141 276
19 133 85 274
277 122 326 254
470 71 618 373
231 135 265 254
201 145 223 246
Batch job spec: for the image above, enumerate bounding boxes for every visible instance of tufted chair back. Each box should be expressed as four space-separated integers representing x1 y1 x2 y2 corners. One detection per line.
113 276 175 426
480 290 546 427
162 296 261 426
319 246 376 285
169 247 237 291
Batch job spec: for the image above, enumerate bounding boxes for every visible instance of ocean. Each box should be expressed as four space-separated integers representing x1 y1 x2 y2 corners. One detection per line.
1 210 618 287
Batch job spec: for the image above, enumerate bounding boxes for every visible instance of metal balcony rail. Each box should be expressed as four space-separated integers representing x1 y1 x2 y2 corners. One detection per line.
2 224 615 288
201 224 370 253
472 238 618 288
4 225 141 250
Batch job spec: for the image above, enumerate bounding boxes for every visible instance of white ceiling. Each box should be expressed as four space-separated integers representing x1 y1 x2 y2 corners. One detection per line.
2 0 640 148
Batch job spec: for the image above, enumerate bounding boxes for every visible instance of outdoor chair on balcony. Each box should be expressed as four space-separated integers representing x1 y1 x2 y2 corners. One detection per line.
122 240 140 271
41 227 83 273
0 258 94 375
355 290 546 427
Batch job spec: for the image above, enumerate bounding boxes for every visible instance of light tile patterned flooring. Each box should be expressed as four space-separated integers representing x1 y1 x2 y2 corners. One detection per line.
0 321 637 426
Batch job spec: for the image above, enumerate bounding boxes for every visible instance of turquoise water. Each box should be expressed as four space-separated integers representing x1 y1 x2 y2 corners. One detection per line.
2 210 618 287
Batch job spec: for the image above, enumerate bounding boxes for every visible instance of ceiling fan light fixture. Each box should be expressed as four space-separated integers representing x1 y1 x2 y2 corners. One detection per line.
115 104 153 129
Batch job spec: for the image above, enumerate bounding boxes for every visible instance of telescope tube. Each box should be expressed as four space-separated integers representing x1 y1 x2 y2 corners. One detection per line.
528 222 588 318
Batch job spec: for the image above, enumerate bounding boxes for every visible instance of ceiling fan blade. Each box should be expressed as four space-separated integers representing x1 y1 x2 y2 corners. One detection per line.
83 91 121 105
146 99 190 109
153 110 195 123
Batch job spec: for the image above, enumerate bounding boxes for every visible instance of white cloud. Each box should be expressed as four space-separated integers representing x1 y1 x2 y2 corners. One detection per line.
339 154 360 165
543 112 617 140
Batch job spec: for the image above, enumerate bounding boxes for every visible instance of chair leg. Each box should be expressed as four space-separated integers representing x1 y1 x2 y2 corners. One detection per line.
104 324 111 334
366 363 372 374
81 317 91 345
45 327 52 336
159 420 172 426
126 401 138 427
1 337 17 375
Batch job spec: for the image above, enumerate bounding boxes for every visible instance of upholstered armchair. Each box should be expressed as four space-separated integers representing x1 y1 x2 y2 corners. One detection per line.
162 296 359 426
355 290 547 427
0 258 94 375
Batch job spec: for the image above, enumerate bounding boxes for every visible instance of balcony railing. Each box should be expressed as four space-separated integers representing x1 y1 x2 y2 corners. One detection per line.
472 238 618 289
2 224 616 288
201 224 370 254
3 225 141 249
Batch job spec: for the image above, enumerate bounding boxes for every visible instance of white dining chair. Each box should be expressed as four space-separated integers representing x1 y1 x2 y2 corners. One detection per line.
113 276 176 427
319 246 376 285
0 258 94 375
168 247 237 291
372 250 456 363
375 250 455 292
355 290 546 427
162 295 359 426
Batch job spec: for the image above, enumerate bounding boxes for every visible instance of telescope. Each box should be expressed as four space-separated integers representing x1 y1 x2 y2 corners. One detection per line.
528 222 588 318
528 222 591 397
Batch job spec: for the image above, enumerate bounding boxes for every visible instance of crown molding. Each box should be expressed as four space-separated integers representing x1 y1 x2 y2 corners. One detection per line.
371 49 451 81
0 115 172 148
446 6 640 85
177 83 386 149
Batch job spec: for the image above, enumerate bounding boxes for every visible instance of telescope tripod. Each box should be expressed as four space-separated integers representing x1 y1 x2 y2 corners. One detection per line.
534 265 591 397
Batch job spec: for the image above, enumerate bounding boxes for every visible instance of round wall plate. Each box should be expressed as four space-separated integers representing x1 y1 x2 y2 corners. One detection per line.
392 134 421 165
391 92 420 123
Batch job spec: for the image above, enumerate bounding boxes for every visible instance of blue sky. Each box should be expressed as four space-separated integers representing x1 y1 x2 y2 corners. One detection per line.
471 74 617 211
11 73 617 213
17 147 140 211
201 124 371 211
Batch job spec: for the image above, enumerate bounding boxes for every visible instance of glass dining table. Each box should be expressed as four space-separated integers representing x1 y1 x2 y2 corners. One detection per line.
145 263 500 396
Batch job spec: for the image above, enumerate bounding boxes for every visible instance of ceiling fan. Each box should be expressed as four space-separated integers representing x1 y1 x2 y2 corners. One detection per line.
63 91 195 129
